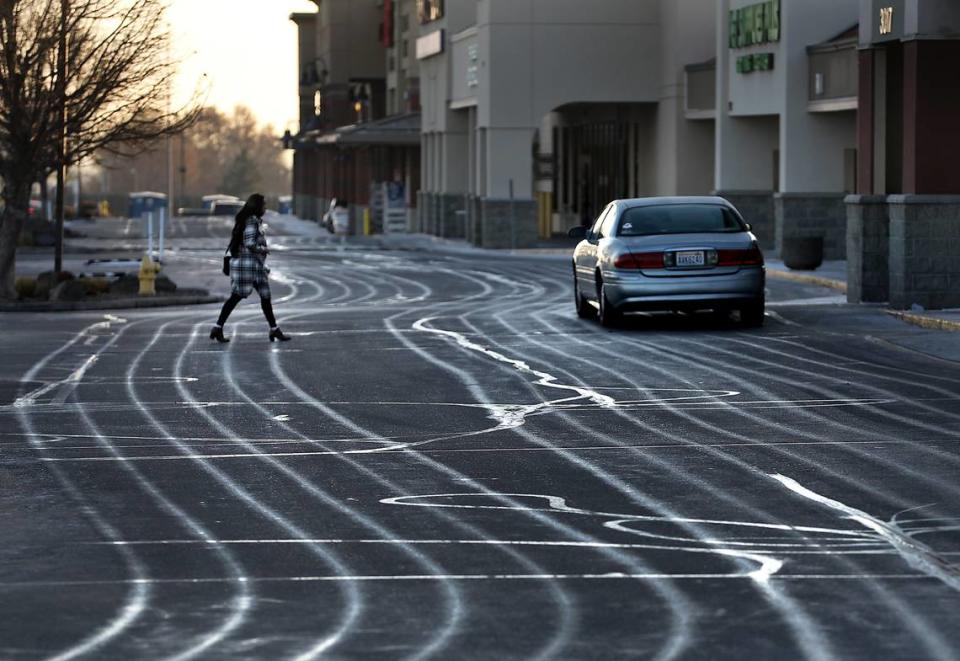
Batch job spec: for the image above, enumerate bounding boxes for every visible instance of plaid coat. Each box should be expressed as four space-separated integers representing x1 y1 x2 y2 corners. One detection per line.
230 216 271 299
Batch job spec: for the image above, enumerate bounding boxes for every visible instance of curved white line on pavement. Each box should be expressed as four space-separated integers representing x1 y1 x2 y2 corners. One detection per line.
473 263 863 660
412 317 616 415
465 266 832 657
736 335 960 466
16 318 152 661
664 334 960 504
772 474 960 592
165 322 363 660
380 492 872 540
125 318 256 660
198 315 457 661
566 310 958 660
270 265 578 661
5 572 944 588
88 537 888 552
247 268 517 660
382 274 688 661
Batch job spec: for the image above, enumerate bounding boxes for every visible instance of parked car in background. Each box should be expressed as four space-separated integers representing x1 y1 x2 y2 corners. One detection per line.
177 207 210 217
202 194 239 211
569 196 765 328
210 200 245 217
78 200 100 219
322 198 349 235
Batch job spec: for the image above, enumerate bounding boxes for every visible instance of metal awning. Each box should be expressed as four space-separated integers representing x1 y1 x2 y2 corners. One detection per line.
314 112 421 147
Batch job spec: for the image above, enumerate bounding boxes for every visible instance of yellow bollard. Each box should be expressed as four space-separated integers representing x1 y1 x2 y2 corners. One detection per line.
138 254 159 296
363 207 371 236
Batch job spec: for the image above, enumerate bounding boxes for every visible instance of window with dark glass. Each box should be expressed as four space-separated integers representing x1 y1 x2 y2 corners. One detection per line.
591 206 612 238
417 0 444 24
617 205 745 236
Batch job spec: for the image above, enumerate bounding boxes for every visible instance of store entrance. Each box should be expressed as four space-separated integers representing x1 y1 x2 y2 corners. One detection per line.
534 103 656 237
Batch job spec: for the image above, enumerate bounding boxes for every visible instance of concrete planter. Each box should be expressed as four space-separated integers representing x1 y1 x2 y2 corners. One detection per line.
781 236 824 270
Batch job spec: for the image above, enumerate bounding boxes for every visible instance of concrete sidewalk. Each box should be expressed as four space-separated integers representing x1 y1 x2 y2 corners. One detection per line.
765 258 960 332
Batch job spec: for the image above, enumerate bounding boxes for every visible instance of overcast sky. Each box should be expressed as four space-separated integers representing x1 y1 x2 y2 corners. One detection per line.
167 0 317 134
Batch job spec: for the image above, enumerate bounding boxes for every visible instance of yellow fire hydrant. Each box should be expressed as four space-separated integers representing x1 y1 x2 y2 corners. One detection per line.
138 254 160 296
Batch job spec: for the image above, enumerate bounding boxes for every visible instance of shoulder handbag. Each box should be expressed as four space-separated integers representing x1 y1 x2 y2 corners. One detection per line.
222 248 231 276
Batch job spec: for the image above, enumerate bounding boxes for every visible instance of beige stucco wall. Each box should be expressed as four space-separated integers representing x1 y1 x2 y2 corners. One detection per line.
716 0 858 193
316 0 385 85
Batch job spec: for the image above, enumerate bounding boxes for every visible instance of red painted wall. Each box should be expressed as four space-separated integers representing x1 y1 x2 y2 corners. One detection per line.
857 50 875 194
903 40 960 194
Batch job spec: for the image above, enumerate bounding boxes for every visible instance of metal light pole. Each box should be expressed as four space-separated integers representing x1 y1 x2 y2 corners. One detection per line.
162 23 173 263
53 0 68 275
178 132 186 210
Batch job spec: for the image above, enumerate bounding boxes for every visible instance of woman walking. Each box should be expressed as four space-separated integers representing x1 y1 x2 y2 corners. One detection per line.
210 193 291 343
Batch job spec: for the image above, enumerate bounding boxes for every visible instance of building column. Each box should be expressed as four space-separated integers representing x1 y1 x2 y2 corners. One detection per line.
887 40 960 309
845 194 888 303
478 127 538 249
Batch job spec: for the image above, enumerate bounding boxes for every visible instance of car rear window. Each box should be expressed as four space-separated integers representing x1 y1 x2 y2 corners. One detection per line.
617 204 745 236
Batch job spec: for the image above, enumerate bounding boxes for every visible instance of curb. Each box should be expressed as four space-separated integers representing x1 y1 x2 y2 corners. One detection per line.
766 268 847 293
885 309 960 332
0 293 224 313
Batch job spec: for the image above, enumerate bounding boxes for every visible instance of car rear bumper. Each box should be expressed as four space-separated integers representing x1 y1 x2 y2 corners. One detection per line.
603 267 764 311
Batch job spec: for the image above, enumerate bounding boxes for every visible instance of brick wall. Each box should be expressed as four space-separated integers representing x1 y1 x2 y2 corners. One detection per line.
479 199 538 249
775 193 848 260
888 195 960 309
717 192 775 250
845 195 889 303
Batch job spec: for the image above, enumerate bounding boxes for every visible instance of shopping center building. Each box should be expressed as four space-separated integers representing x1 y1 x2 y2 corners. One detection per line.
416 0 719 248
289 0 960 308
414 0 864 253
847 0 960 309
716 0 858 257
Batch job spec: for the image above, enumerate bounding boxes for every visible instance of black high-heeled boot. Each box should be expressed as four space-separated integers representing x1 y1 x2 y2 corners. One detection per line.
269 327 291 342
210 326 229 343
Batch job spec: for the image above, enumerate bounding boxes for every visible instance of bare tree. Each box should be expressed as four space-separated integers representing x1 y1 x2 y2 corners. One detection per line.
95 105 292 203
0 0 201 299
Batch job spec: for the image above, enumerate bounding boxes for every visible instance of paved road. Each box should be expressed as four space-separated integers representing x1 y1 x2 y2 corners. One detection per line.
2 217 959 659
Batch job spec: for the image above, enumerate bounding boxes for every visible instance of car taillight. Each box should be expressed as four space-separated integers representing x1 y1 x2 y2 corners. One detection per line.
614 252 664 269
717 244 764 267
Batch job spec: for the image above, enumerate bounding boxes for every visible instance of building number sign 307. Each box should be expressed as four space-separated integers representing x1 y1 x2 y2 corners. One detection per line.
879 6 894 35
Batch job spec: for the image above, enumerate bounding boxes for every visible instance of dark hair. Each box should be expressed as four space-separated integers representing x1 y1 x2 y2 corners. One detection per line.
229 194 265 256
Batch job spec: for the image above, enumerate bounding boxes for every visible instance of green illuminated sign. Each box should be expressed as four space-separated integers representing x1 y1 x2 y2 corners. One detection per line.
736 52 774 73
729 0 780 49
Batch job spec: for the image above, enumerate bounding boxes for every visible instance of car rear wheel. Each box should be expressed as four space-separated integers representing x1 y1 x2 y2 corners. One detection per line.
739 297 765 328
573 269 595 319
597 280 620 328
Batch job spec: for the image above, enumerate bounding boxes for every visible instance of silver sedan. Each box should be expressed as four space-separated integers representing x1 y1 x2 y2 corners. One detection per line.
569 197 766 327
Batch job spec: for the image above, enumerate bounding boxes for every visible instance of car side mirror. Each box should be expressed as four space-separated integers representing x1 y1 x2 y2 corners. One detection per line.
745 223 753 232
568 226 587 240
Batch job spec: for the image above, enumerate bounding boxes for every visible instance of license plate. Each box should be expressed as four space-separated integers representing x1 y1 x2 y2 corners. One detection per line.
676 250 705 267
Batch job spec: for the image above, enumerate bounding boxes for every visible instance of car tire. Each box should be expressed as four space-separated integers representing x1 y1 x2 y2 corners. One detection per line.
740 297 765 328
574 269 595 319
597 280 620 328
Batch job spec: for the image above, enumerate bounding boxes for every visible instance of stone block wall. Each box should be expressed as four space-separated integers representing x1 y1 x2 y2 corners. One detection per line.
775 193 848 260
479 198 539 249
845 195 889 303
716 191 775 250
888 195 960 310
438 194 467 239
466 195 483 246
415 191 426 233
418 192 438 235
